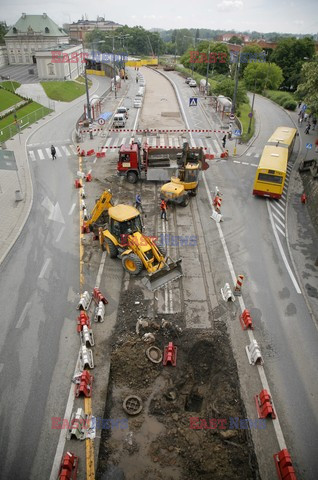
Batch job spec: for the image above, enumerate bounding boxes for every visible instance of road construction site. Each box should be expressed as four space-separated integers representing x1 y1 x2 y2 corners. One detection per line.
64 66 273 480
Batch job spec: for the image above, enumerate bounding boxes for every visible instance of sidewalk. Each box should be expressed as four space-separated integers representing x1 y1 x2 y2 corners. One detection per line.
0 75 107 266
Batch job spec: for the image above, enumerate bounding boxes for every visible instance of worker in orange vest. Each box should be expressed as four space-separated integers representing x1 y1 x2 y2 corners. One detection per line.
160 199 168 221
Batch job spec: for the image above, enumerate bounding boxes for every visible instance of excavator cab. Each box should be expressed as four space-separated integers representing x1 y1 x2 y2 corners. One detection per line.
99 204 183 291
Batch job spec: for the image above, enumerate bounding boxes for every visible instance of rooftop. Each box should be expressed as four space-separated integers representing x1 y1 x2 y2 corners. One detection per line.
6 13 68 37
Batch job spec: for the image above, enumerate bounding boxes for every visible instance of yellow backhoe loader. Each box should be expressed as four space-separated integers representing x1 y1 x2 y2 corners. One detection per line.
87 192 182 291
160 142 208 206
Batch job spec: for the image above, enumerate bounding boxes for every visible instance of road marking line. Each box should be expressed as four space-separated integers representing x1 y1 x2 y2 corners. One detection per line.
233 160 241 164
16 302 31 328
241 161 249 165
274 201 285 213
275 224 286 237
271 204 285 219
45 147 51 158
112 138 119 148
121 137 126 146
281 193 286 200
55 147 62 157
61 145 71 156
29 150 36 162
251 163 258 167
279 199 286 206
272 212 285 228
246 151 252 156
105 138 112 147
69 145 77 155
267 200 301 294
168 136 173 147
93 158 97 163
56 226 65 243
38 149 45 160
254 153 260 157
68 203 76 215
39 258 51 279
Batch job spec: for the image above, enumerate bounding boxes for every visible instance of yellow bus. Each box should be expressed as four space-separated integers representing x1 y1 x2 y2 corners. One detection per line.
253 127 297 199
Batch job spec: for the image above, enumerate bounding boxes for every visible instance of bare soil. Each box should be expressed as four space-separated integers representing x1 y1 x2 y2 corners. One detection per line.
96 287 260 480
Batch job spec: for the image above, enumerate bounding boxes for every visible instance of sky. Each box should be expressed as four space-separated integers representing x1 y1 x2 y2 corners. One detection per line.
2 0 318 35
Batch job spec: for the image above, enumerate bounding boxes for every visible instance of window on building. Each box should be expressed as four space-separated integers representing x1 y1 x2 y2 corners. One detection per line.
25 55 30 63
24 48 28 52
48 63 55 75
18 55 23 63
45 27 50 33
11 56 16 63
13 27 17 34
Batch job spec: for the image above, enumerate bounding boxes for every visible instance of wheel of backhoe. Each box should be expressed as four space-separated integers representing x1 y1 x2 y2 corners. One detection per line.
157 244 167 257
105 238 118 258
181 195 190 207
122 253 143 275
127 171 138 184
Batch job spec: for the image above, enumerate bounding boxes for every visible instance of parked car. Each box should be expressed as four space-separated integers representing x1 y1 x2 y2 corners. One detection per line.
134 98 142 108
185 77 192 84
189 80 197 87
117 107 129 119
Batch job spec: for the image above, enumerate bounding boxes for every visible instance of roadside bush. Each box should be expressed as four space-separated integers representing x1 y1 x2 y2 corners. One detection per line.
282 99 297 111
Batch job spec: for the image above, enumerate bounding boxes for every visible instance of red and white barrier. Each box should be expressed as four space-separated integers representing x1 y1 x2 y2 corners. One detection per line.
234 275 244 296
80 128 229 134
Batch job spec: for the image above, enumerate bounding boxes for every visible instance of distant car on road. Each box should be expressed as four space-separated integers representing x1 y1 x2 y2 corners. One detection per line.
189 80 197 87
185 77 192 84
134 98 142 108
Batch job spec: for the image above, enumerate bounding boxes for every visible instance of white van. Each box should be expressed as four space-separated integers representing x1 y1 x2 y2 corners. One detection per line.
113 113 126 128
117 107 129 119
136 87 144 97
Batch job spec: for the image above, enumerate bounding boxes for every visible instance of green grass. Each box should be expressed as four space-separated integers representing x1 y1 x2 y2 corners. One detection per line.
0 81 21 92
76 76 92 87
0 101 52 142
238 102 255 142
264 90 297 111
0 89 24 112
40 81 87 102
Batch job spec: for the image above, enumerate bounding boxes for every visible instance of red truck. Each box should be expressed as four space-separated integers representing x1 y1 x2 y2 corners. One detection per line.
117 141 205 184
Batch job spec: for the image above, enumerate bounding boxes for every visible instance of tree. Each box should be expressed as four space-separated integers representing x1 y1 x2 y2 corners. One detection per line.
243 62 283 92
238 44 264 74
0 22 8 45
214 78 248 107
269 37 315 90
228 35 243 45
181 41 230 75
296 57 318 114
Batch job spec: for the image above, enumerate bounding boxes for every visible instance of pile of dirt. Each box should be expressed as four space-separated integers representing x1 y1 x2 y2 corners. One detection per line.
96 290 259 480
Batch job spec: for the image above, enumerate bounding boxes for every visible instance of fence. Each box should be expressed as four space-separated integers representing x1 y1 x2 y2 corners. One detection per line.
0 106 52 144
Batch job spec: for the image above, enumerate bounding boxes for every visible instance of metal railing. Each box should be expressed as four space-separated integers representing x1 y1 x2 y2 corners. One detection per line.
0 106 52 144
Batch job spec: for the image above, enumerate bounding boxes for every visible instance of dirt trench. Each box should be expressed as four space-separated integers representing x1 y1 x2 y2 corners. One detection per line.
96 287 260 480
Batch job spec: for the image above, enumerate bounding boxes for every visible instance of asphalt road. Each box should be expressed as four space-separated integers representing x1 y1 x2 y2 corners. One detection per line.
0 77 111 480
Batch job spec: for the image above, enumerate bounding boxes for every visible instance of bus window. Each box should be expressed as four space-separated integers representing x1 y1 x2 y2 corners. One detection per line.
258 173 283 184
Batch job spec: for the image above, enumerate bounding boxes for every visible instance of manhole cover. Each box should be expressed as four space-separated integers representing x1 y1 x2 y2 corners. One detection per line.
123 395 143 415
146 346 163 364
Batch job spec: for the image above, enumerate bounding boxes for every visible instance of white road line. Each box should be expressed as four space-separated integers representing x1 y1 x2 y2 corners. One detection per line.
93 158 97 164
272 212 285 228
189 137 195 148
69 145 77 155
246 151 252 156
56 227 65 243
29 150 36 162
197 138 205 149
213 139 222 155
68 203 76 215
45 147 51 158
168 136 173 147
55 147 62 158
61 146 70 156
112 138 119 148
96 251 107 287
0 363 3 373
105 138 112 148
15 302 31 329
271 204 285 219
39 258 51 279
176 137 181 147
38 149 45 160
279 199 286 206
121 137 126 146
160 135 165 147
274 201 285 213
275 224 286 237
281 193 286 200
254 153 260 158
241 161 249 165
251 163 258 167
267 200 301 294
233 160 241 164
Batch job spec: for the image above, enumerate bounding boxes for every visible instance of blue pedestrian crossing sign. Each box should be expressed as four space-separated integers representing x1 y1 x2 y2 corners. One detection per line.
306 143 312 149
234 129 241 136
189 97 198 107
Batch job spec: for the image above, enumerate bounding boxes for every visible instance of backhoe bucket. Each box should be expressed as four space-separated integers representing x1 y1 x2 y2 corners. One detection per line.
142 258 183 291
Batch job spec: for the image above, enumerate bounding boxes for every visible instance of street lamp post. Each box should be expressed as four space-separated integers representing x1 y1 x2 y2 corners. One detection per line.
84 63 93 139
247 80 256 134
205 42 211 95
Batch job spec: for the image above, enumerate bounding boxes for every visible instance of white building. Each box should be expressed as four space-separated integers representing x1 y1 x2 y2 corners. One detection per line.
36 44 85 80
5 13 69 65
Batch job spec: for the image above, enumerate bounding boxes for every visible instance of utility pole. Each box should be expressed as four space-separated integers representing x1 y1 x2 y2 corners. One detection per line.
84 62 93 139
247 80 256 134
112 36 117 99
